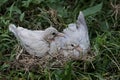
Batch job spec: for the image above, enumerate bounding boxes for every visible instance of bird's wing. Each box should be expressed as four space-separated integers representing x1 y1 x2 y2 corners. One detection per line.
17 27 44 40
76 11 90 52
17 27 50 56
24 40 49 57
76 11 88 30
9 24 49 56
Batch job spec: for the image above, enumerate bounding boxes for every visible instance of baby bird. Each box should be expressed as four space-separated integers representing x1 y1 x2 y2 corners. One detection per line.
63 11 90 53
61 37 83 59
9 24 64 57
50 11 90 60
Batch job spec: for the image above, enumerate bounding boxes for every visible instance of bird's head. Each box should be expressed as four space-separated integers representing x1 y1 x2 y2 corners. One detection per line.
44 26 64 43
63 39 82 52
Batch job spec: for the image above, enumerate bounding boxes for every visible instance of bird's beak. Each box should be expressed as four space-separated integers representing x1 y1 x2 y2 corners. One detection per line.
47 38 55 43
56 33 64 37
48 33 64 43
76 46 82 52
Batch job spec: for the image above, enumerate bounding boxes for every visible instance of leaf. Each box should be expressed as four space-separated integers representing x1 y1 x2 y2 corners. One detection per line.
13 6 21 14
7 5 21 14
20 12 25 22
8 3 15 17
22 0 32 7
83 3 103 16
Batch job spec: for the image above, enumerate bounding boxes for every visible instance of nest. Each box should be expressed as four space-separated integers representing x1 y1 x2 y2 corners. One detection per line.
9 45 95 72
10 52 70 72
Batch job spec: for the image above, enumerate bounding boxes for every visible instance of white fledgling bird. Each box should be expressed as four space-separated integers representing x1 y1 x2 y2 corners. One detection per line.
9 24 64 57
64 11 90 54
50 11 90 60
61 37 83 59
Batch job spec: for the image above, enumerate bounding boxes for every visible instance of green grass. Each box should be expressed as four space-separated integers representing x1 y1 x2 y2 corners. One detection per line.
0 0 120 80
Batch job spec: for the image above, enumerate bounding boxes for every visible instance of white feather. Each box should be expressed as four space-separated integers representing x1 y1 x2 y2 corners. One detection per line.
9 24 60 57
50 11 90 59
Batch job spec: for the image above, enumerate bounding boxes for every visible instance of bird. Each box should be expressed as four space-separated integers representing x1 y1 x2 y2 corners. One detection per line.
9 24 64 57
64 11 90 54
49 11 90 60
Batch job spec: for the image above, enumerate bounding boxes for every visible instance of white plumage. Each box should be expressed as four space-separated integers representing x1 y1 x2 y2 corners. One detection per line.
9 24 64 57
50 11 90 60
64 11 90 54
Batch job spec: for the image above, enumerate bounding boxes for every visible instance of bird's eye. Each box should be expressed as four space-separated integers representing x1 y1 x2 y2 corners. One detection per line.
71 44 74 47
52 32 56 35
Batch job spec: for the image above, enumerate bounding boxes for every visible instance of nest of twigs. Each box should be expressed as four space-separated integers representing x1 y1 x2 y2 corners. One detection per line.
10 52 70 72
9 45 95 72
